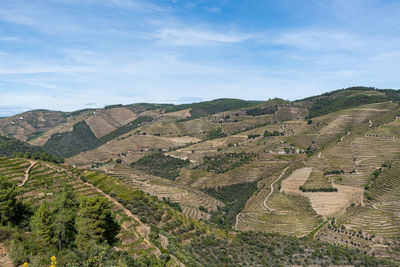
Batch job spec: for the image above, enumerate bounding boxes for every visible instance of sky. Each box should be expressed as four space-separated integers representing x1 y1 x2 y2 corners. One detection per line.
0 0 400 116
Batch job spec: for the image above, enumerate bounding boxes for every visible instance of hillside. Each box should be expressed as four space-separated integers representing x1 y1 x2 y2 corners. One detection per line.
294 86 400 118
1 87 400 265
0 110 67 142
0 155 394 266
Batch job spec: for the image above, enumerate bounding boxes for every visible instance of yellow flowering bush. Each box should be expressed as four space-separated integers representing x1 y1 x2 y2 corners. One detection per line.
49 256 57 267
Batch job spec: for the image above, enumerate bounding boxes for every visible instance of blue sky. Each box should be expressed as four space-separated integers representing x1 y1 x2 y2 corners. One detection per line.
1 0 400 116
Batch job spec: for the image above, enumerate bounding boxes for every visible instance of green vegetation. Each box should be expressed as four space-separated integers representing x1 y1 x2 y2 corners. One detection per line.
0 175 18 225
248 133 261 139
14 151 64 164
1 158 392 266
0 155 173 266
1 183 136 266
309 94 387 118
84 170 395 266
75 196 120 250
104 104 124 109
296 87 400 118
0 136 64 163
127 102 173 113
165 98 261 119
206 127 227 139
131 152 189 180
199 152 257 173
43 120 97 158
299 186 338 192
203 182 258 228
264 129 282 137
188 231 392 266
246 106 278 116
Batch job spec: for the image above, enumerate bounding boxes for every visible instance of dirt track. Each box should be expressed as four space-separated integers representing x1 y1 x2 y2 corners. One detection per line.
19 160 36 187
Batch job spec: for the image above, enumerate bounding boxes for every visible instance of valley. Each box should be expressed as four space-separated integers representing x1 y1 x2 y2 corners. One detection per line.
0 87 400 265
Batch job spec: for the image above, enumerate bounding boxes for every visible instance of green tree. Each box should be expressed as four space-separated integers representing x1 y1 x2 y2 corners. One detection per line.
0 175 18 225
30 202 54 246
75 197 120 250
50 188 79 250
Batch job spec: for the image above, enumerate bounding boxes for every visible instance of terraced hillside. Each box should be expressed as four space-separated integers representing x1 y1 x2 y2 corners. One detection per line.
0 154 398 264
68 133 200 167
1 87 400 264
106 164 224 220
0 156 32 185
236 164 324 236
0 157 159 258
306 109 400 259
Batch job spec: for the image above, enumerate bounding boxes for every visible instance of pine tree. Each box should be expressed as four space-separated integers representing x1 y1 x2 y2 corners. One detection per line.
75 197 119 250
30 202 54 247
0 175 18 225
50 188 79 250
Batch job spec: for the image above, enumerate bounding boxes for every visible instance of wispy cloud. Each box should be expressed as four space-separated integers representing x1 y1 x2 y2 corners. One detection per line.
155 27 253 46
275 31 363 51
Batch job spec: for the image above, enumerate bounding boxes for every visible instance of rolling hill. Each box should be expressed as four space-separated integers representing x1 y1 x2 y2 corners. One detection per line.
0 86 400 265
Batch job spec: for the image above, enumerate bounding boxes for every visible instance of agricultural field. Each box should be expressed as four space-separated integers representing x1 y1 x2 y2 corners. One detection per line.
106 164 224 220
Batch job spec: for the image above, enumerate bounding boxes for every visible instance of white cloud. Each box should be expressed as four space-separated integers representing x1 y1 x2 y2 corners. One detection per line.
275 31 363 51
155 27 253 46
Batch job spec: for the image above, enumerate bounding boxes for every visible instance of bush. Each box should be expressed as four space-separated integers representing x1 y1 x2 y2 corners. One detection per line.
131 152 189 180
207 127 227 140
299 186 338 192
264 130 282 137
199 152 257 173
248 134 261 139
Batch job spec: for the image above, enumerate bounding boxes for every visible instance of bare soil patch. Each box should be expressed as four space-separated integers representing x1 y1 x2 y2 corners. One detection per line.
281 167 363 217
85 116 117 138
280 167 312 194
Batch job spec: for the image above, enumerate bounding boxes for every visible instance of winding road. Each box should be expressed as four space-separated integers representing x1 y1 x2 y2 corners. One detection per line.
234 166 290 230
263 166 290 212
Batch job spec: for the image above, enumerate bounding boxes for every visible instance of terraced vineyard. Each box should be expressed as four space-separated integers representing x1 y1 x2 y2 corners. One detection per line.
0 156 158 256
235 165 323 236
68 134 199 167
107 164 224 220
237 192 323 236
0 157 31 185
